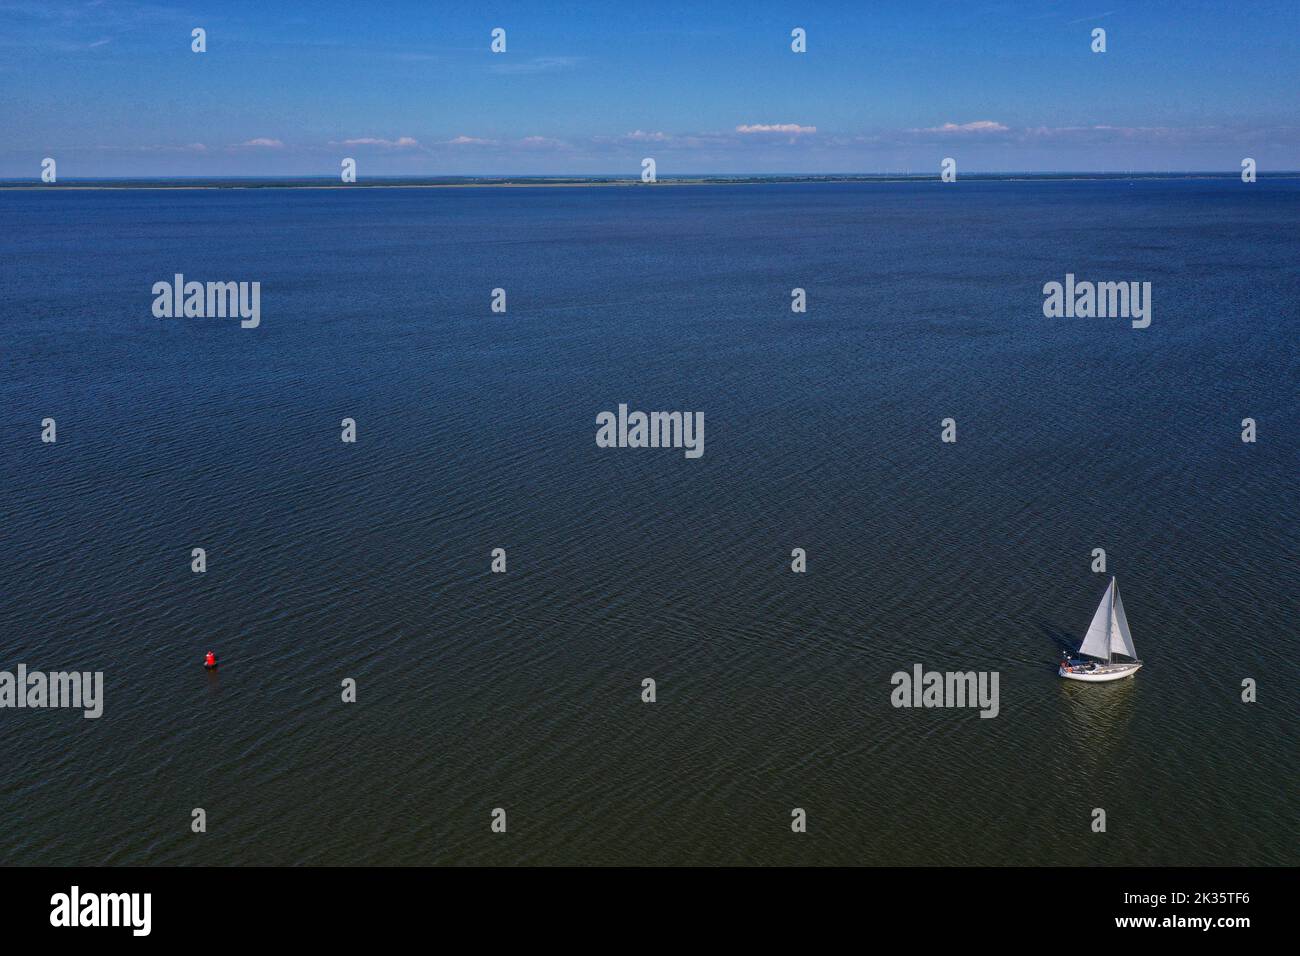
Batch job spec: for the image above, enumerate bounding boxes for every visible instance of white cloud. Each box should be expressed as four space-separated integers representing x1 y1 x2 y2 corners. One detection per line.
517 135 571 150
237 138 285 148
1066 12 1115 25
1018 124 1224 143
447 136 497 146
912 121 1009 134
488 56 580 75
735 124 817 135
336 136 420 148
96 143 208 153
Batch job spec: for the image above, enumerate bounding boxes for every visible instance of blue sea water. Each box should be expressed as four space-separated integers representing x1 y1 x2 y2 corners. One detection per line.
1 180 1296 865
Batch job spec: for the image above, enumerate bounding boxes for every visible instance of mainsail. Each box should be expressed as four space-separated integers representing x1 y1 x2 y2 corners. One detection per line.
1077 578 1114 659
1077 577 1138 661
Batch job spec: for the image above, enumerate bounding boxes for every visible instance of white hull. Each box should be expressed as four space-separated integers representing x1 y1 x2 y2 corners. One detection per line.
1059 662 1142 682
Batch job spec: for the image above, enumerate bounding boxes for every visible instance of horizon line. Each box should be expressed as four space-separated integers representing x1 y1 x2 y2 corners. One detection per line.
5 170 1298 186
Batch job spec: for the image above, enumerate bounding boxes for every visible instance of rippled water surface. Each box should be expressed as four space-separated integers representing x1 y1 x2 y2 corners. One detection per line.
1 181 1296 865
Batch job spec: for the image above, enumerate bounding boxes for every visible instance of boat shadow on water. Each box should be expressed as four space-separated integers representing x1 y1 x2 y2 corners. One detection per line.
1037 621 1077 667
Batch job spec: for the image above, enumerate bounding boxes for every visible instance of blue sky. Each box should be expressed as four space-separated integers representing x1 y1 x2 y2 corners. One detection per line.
2 0 1297 176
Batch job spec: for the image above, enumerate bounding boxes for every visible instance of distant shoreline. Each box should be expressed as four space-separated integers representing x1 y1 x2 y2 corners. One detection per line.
3 172 1298 191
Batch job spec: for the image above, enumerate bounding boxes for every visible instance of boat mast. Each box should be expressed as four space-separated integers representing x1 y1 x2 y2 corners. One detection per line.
1107 578 1115 664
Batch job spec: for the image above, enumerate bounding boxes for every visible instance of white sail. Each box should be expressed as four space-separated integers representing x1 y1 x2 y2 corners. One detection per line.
1077 579 1114 659
1110 583 1137 659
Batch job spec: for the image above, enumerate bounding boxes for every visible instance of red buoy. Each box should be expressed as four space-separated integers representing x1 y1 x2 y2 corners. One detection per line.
204 651 217 670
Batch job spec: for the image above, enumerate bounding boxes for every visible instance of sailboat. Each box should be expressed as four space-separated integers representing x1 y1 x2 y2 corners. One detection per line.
1059 577 1142 682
